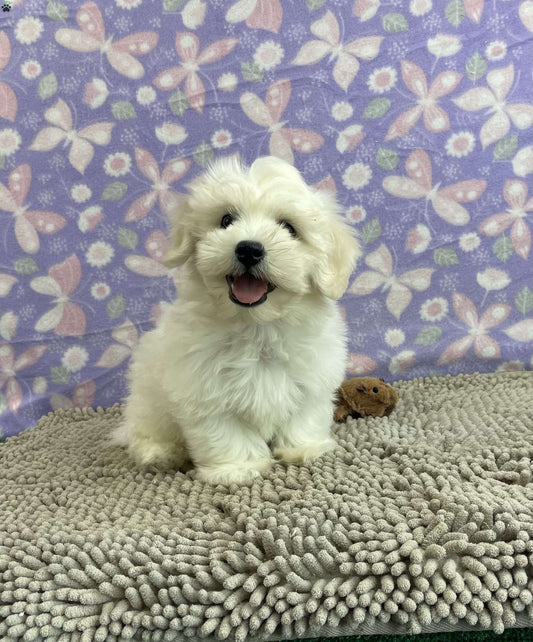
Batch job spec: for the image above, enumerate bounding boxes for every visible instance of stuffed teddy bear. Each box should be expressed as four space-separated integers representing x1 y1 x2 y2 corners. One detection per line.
334 377 398 422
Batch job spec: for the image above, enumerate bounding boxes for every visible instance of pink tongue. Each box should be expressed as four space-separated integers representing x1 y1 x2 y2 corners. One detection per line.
231 274 268 304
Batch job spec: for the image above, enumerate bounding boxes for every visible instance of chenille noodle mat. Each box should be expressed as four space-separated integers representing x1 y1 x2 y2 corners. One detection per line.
1 372 532 642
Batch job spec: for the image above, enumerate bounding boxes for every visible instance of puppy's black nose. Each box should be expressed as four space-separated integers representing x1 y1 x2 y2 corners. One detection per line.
235 241 265 268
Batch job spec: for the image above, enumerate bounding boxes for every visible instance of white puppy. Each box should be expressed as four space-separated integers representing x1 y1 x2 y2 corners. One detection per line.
113 156 360 484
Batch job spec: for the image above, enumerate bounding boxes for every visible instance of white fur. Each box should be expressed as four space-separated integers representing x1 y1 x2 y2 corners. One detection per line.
112 156 361 485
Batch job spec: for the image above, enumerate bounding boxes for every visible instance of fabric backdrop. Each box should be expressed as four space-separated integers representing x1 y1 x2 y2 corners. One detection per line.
0 0 532 437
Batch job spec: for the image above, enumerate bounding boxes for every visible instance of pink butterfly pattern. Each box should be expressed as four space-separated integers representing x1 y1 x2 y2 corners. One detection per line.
347 353 377 376
478 180 532 260
349 244 434 319
464 0 484 23
0 344 47 413
0 311 18 342
0 275 17 298
29 99 114 174
50 380 96 411
0 164 67 254
55 2 158 80
383 149 487 226
292 10 382 91
225 0 283 33
438 294 511 365
504 318 533 343
240 78 324 164
353 0 381 22
453 64 533 149
96 319 138 368
0 31 17 122
0 0 531 437
125 231 169 277
125 148 190 222
153 32 238 113
314 175 337 196
520 1 533 32
30 255 86 337
385 62 462 141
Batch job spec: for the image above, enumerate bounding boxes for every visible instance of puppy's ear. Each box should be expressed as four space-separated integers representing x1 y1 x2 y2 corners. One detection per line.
312 194 361 300
163 199 194 268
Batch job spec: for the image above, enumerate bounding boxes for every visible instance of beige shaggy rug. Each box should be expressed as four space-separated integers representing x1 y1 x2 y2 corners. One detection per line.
1 372 532 642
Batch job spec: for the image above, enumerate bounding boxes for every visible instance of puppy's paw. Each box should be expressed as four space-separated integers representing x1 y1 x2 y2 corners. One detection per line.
129 438 189 471
273 441 335 466
195 458 272 485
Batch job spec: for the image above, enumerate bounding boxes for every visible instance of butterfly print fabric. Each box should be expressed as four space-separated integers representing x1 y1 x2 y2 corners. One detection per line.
0 0 532 436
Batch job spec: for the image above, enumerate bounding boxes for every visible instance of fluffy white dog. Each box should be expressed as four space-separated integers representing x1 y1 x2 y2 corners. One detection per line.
112 156 360 484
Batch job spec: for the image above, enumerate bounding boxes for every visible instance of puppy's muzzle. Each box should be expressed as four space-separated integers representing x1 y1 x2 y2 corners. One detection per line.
227 241 275 307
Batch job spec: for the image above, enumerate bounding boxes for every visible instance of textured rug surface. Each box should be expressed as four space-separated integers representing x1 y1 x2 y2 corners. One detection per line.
1 372 532 642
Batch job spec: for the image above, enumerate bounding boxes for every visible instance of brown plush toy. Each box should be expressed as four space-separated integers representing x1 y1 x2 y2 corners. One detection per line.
334 377 398 422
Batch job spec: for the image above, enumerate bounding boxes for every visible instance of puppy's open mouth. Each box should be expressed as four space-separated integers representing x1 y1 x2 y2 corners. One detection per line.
226 274 276 307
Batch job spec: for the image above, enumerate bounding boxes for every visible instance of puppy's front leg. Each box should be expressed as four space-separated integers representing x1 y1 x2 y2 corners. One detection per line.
182 415 274 484
273 397 337 465
116 392 189 471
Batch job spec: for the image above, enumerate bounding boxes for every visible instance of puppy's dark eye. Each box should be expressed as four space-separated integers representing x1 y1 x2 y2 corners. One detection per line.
280 220 297 238
221 213 234 229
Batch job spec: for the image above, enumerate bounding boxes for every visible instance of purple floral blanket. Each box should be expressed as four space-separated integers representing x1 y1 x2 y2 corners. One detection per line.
0 0 532 436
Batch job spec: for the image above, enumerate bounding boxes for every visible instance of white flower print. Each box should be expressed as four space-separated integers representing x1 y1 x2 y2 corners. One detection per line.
211 129 232 149
71 184 92 203
367 66 397 94
410 0 432 17
445 131 475 158
459 232 481 252
104 152 131 177
62 346 89 372
485 41 507 61
86 241 115 268
116 0 143 8
218 73 238 92
21 60 42 79
342 162 372 191
136 86 156 105
254 41 284 71
91 282 111 300
385 329 405 347
331 101 353 121
420 297 448 321
15 17 44 45
0 128 22 156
